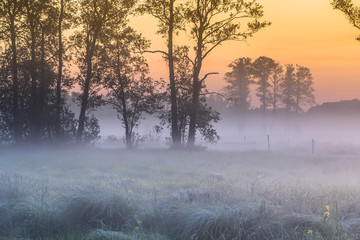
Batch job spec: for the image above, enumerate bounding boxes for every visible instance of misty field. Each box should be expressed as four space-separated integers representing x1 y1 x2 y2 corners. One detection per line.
1 148 360 239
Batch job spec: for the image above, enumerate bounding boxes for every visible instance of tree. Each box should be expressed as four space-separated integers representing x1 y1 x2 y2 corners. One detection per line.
104 27 161 149
159 45 220 145
252 56 277 112
185 0 270 148
74 0 136 143
269 62 283 111
224 57 253 112
294 65 315 113
0 49 13 143
0 0 23 142
22 0 58 141
55 0 75 140
280 64 296 112
331 0 360 40
139 0 184 148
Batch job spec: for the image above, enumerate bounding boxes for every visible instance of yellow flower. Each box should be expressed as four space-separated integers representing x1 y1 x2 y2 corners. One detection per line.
128 189 133 193
323 211 330 217
307 230 313 235
324 205 330 211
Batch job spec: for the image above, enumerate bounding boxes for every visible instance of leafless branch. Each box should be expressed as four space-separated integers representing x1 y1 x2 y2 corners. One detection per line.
200 72 219 82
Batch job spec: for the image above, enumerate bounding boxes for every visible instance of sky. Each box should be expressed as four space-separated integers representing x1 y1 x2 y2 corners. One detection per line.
130 0 360 106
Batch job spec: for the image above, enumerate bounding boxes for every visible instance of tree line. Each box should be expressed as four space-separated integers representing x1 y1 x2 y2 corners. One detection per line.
224 56 315 113
0 0 321 149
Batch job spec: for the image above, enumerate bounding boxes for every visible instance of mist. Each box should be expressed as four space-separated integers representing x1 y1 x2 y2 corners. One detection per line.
2 0 360 239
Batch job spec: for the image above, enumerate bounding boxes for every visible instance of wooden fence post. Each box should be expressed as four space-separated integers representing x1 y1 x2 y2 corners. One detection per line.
312 139 315 154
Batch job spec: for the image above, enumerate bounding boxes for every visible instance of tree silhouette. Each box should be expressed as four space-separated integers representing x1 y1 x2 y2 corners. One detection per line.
294 65 315 113
104 27 162 149
55 0 76 141
74 0 135 143
224 57 253 112
281 64 296 112
159 46 220 145
269 62 283 111
139 0 184 148
252 56 277 112
332 0 360 40
185 0 270 148
22 0 58 141
0 0 22 143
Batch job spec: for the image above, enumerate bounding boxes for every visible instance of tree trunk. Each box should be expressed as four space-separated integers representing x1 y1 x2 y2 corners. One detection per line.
187 21 204 149
77 25 100 143
38 28 46 136
187 54 202 148
76 54 92 143
10 15 21 143
118 74 132 149
56 0 64 140
168 0 181 148
187 77 200 148
29 27 40 141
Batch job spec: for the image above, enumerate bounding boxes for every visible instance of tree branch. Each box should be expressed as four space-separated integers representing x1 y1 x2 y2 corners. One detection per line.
200 91 231 102
200 72 219 83
139 50 168 56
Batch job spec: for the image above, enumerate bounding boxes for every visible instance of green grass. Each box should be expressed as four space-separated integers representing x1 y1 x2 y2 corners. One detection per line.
0 148 360 239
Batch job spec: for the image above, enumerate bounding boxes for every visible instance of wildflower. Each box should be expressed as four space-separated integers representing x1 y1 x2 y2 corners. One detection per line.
307 230 313 235
323 211 330 217
128 189 133 193
324 205 330 211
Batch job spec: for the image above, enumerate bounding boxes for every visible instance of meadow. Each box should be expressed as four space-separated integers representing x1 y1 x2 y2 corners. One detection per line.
1 147 360 239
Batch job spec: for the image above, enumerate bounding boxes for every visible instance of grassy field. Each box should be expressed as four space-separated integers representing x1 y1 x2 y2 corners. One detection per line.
1 148 360 239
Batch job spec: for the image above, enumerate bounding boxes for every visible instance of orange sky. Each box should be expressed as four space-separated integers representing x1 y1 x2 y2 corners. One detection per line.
130 0 360 106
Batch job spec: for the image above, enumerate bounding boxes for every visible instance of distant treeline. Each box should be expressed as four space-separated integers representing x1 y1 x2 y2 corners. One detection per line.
222 57 315 113
0 0 314 148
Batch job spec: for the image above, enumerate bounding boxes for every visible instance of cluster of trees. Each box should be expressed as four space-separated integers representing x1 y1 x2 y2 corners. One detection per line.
0 0 270 148
224 56 315 113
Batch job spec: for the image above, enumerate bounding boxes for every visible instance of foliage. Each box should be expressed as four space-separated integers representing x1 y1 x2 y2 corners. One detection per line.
294 65 315 113
224 56 315 113
103 27 162 149
224 57 253 112
184 0 270 147
159 46 220 145
331 0 360 40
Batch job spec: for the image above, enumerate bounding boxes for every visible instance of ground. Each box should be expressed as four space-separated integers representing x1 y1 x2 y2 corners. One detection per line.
1 148 360 239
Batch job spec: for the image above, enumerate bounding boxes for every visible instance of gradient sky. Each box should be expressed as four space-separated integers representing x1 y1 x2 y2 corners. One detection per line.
130 0 360 106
